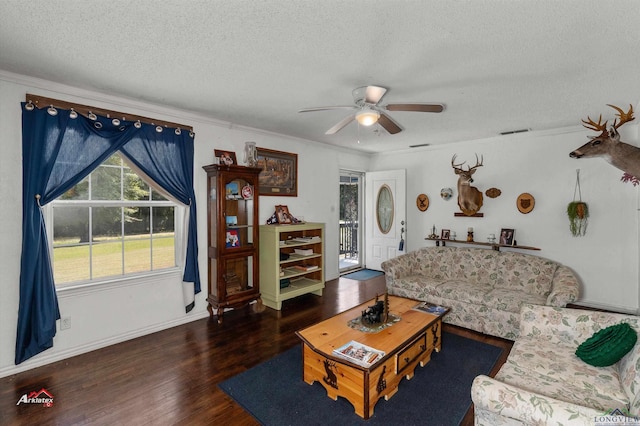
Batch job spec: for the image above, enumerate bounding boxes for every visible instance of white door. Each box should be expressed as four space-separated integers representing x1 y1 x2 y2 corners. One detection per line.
365 169 406 271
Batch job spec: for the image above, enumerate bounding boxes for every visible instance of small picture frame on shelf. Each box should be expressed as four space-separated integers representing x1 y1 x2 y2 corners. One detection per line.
215 149 237 166
225 216 237 226
500 228 515 246
440 229 450 240
225 182 239 199
225 229 241 247
275 205 292 224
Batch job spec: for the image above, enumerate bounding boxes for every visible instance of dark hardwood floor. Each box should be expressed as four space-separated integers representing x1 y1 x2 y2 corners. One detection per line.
0 276 512 425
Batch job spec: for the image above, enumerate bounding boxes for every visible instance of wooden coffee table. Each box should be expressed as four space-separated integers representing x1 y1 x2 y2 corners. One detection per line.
295 296 448 419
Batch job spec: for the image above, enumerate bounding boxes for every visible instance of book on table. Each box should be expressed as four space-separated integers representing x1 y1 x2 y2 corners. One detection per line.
412 302 449 316
332 341 385 367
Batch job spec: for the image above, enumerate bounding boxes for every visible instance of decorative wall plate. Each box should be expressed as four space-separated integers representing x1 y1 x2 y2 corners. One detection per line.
440 187 453 200
517 193 535 214
416 194 429 211
241 184 253 199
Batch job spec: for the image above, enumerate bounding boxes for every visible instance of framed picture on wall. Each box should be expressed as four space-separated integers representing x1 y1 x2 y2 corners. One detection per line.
256 147 297 196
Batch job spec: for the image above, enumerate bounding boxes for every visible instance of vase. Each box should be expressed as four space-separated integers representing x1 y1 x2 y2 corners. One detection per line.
244 141 258 167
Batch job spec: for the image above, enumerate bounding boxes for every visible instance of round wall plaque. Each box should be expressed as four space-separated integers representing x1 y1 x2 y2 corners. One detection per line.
416 194 429 211
486 187 502 198
517 193 535 214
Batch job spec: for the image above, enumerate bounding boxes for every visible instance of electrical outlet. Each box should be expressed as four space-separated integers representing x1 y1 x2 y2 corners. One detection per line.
60 317 71 330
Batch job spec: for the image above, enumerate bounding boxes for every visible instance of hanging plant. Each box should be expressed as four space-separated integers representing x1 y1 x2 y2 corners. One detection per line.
567 201 589 236
568 169 589 237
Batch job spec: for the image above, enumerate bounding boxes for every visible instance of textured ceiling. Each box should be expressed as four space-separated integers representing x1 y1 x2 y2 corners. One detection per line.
1 1 640 153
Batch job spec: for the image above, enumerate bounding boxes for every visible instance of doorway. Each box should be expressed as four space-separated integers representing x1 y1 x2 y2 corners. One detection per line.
339 170 364 273
364 169 406 271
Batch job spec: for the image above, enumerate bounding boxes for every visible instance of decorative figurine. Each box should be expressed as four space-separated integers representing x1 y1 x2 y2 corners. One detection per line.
467 227 474 242
361 293 389 325
428 224 438 239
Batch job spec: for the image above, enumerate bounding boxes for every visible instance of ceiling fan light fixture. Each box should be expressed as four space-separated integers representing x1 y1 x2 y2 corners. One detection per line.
355 109 380 126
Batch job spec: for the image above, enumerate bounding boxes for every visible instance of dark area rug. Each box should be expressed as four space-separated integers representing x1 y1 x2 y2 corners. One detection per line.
341 268 384 281
219 332 503 426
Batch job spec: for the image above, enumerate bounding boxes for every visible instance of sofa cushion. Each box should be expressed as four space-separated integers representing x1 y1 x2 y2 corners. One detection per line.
445 249 499 285
431 280 493 305
388 276 447 300
494 252 557 296
497 337 630 412
576 323 638 367
409 247 456 280
484 288 547 313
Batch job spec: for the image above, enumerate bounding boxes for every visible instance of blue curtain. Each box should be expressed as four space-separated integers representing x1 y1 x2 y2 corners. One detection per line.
120 126 201 300
17 104 199 364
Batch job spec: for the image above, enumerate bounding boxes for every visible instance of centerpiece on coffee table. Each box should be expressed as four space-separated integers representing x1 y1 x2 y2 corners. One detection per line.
347 293 401 333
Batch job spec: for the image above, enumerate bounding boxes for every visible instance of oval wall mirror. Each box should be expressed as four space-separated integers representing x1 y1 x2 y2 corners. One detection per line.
376 184 394 234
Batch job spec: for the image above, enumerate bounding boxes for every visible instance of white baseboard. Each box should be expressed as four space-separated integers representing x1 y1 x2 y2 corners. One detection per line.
570 300 640 315
0 311 210 379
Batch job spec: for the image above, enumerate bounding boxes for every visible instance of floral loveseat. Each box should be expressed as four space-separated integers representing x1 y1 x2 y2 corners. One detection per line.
472 304 640 425
380 246 579 339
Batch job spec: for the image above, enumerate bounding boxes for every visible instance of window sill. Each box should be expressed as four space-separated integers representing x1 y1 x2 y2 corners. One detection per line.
55 268 182 298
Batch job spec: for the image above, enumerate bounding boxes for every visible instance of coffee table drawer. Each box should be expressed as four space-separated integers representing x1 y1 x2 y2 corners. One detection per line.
396 333 427 374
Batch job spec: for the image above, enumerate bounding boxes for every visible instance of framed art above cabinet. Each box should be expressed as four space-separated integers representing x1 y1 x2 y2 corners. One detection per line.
255 147 297 196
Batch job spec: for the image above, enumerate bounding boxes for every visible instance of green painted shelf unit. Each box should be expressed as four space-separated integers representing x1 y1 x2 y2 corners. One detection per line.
259 223 325 310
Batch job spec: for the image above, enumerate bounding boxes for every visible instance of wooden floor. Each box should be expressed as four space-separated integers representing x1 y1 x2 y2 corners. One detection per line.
0 276 512 425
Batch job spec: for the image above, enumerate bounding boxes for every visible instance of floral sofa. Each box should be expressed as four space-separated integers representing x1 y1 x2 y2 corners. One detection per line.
380 246 579 339
472 304 640 425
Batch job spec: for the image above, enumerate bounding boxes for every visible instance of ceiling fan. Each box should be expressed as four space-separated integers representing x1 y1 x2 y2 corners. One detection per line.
298 85 444 135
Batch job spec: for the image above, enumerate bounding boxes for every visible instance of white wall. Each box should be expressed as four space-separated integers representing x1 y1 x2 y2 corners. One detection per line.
0 72 370 377
369 126 640 312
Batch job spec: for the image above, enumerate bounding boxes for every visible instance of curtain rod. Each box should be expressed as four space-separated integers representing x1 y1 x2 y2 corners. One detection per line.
25 94 194 133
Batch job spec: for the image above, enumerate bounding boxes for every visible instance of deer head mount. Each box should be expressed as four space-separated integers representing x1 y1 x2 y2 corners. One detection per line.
451 154 484 216
570 104 639 179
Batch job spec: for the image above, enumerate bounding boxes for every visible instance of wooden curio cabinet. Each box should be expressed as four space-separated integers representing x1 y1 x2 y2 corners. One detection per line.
202 164 262 323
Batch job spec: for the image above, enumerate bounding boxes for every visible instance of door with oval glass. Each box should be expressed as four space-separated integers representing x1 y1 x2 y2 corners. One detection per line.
365 169 406 271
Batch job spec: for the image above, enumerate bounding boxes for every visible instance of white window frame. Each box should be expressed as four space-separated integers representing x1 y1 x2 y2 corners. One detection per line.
44 160 185 292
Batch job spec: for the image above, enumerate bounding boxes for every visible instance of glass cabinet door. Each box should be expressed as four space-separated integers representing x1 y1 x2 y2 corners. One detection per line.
222 255 255 296
223 177 255 250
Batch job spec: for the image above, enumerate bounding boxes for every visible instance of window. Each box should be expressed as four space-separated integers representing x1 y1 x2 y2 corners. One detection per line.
49 152 179 286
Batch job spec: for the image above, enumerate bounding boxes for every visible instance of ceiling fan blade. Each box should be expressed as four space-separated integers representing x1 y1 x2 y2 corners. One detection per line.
385 103 444 113
325 114 355 135
298 106 356 113
364 86 387 104
377 112 402 134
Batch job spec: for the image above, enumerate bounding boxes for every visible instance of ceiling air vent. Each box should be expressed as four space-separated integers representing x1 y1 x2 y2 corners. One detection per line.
499 128 531 135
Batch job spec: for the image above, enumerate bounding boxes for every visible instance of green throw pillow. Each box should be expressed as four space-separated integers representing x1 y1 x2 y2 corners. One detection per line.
575 322 638 367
